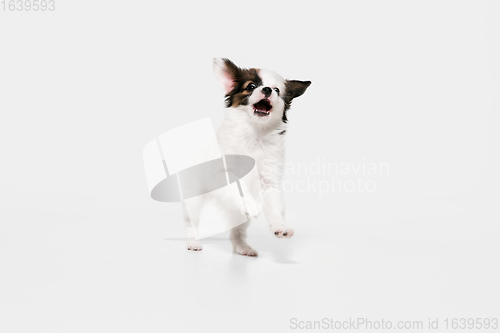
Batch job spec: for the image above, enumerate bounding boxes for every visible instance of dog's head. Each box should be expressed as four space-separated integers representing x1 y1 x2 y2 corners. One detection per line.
213 58 311 124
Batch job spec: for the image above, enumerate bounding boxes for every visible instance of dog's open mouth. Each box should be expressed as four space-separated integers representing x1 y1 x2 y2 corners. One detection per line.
253 99 272 117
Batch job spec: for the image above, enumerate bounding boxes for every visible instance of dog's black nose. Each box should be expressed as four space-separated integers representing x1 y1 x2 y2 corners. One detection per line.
262 87 272 97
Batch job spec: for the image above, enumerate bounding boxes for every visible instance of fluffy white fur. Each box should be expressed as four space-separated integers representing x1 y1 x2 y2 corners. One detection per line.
184 58 310 256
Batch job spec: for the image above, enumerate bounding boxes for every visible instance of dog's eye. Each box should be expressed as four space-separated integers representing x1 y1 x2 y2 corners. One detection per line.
247 83 256 91
274 88 280 95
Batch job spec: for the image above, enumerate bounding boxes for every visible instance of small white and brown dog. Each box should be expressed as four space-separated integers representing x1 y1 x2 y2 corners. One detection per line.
184 58 311 256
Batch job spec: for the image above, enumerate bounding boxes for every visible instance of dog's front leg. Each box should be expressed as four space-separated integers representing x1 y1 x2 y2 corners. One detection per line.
183 202 202 251
261 186 294 238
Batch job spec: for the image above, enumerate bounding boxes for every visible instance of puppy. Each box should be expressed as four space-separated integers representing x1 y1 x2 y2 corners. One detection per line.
184 58 311 256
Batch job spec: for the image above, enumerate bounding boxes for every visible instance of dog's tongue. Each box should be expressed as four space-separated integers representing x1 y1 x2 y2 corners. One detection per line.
254 99 271 112
255 103 268 112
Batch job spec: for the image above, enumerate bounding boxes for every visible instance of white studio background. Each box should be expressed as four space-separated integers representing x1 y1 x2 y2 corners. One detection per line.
1 1 499 332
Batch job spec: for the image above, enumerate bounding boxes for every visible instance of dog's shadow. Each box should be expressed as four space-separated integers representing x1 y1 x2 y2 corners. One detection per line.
163 235 298 265
251 237 299 264
205 236 298 264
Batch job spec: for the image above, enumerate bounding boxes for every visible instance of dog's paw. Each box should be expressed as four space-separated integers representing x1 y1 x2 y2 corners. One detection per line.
271 225 294 238
187 239 203 251
235 244 258 257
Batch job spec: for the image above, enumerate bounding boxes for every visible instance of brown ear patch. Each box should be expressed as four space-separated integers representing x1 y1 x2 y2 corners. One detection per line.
219 58 241 92
285 80 312 100
282 80 311 123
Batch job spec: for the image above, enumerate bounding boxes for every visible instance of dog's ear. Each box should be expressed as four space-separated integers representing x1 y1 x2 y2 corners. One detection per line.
284 80 311 102
213 58 241 94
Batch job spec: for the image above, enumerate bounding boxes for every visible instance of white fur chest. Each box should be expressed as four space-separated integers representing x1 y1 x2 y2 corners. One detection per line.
217 111 286 187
